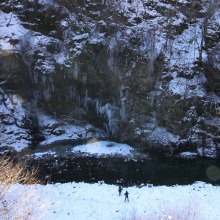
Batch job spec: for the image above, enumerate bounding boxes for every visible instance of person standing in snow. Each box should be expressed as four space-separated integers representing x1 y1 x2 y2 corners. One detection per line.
118 186 122 196
124 191 129 202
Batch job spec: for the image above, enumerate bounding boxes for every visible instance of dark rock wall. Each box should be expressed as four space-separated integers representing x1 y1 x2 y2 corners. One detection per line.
0 0 220 157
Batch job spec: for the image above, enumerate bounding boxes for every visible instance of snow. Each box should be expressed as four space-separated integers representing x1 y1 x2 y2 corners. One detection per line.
179 151 198 158
32 139 148 160
1 3 220 218
0 0 208 77
169 74 206 98
0 11 27 51
73 33 89 41
33 150 56 158
37 115 107 147
4 139 220 220
0 10 67 74
0 90 31 151
71 141 133 157
20 181 220 220
0 0 217 77
24 141 220 219
148 127 180 146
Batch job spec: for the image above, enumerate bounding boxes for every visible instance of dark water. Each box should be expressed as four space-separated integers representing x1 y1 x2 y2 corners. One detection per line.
28 155 220 187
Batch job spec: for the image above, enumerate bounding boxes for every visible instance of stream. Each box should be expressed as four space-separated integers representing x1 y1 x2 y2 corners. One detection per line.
24 146 220 187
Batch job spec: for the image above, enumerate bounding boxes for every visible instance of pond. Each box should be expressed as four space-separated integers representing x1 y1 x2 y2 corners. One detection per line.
27 152 220 187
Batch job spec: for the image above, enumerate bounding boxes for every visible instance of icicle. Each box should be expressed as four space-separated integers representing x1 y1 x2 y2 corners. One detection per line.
43 89 50 101
84 89 89 110
120 86 123 100
152 111 156 127
107 37 117 73
82 75 87 84
73 61 78 79
42 74 47 86
103 123 110 135
33 72 38 84
50 76 55 92
120 98 126 120
34 91 40 100
96 100 99 114
150 92 155 107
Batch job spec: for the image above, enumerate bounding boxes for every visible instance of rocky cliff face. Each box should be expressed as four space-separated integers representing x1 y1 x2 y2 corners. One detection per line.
0 0 220 157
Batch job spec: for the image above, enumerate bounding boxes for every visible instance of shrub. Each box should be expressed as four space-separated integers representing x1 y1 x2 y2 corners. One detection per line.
0 156 46 220
121 196 200 220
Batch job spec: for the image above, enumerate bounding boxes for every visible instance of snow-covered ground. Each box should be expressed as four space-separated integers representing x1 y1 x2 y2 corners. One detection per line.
33 140 148 160
71 140 133 156
22 141 219 220
24 181 220 220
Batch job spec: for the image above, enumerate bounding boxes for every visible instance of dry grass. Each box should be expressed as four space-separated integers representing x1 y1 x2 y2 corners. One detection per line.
121 196 200 220
0 156 47 220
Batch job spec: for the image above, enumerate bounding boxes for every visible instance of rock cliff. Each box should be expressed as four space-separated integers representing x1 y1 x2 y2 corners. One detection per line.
0 0 220 157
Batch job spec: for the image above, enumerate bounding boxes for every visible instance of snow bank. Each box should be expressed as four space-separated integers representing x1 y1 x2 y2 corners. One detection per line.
28 181 220 220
